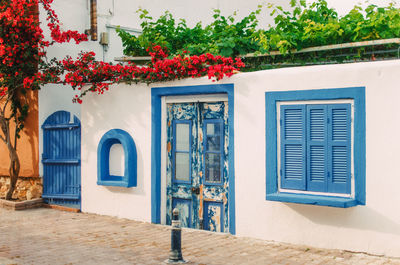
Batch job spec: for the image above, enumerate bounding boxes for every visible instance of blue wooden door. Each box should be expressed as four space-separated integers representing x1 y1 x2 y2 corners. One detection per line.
42 111 81 209
166 102 229 232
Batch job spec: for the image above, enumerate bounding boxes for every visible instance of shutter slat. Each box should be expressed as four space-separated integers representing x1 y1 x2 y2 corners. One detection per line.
310 108 325 141
281 105 306 190
307 105 328 192
332 146 348 183
328 104 351 194
332 108 348 141
284 108 304 140
310 146 325 182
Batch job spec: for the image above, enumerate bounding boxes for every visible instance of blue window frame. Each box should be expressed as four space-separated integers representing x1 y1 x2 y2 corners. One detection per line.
266 87 365 208
97 129 137 187
203 119 224 185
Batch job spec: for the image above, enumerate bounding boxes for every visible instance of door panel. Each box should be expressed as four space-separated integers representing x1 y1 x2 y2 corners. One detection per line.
166 101 229 232
172 198 192 228
203 201 223 232
42 111 81 208
166 103 199 228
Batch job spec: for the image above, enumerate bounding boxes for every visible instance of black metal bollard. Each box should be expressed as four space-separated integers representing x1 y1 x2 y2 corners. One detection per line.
165 208 187 264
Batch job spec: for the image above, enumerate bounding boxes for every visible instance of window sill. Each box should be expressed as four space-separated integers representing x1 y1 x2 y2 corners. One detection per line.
266 192 359 208
97 179 133 188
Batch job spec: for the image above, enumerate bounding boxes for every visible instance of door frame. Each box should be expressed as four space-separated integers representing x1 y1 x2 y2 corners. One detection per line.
151 84 236 234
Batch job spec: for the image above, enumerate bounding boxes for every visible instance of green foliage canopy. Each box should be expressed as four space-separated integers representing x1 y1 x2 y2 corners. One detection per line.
117 0 400 58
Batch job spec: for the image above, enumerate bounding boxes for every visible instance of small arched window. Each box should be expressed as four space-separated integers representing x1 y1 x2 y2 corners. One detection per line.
97 129 137 187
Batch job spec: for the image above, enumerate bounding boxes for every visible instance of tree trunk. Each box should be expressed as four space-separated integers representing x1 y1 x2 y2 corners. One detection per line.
5 143 20 200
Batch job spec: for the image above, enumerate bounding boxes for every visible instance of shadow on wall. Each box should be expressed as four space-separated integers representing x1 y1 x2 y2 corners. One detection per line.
286 203 400 236
81 83 150 196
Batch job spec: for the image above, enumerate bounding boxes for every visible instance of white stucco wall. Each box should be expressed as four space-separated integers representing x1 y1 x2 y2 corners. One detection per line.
38 0 396 174
38 0 400 256
81 59 400 257
81 82 152 221
232 60 400 257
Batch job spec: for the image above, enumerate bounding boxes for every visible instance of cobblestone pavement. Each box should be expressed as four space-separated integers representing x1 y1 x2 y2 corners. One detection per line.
1 208 400 265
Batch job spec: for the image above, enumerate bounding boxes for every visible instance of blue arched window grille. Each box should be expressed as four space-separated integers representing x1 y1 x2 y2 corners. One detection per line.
97 129 137 187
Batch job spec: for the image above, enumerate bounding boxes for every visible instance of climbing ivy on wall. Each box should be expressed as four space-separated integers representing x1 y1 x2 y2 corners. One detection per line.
257 0 400 54
117 0 400 58
117 7 262 57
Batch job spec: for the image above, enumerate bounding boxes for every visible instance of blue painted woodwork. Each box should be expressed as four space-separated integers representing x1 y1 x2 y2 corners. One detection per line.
266 87 366 207
42 124 80 129
281 104 351 194
41 194 79 199
152 83 235 234
97 129 137 187
166 102 229 232
327 104 351 194
203 201 223 232
172 198 192 228
172 120 192 184
167 103 198 228
280 105 306 190
306 105 328 192
203 119 224 186
42 111 81 209
266 192 358 207
42 159 79 164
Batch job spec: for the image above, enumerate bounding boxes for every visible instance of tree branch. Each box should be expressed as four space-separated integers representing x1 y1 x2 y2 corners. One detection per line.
0 132 6 143
1 94 10 115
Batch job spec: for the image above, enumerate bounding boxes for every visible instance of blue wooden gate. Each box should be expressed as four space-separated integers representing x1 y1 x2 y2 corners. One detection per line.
42 111 81 209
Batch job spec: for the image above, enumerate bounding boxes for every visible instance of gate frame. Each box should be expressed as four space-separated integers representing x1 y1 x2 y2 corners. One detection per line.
151 83 236 234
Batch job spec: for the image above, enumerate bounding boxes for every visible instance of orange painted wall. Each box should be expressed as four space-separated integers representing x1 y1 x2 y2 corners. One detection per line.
0 90 39 178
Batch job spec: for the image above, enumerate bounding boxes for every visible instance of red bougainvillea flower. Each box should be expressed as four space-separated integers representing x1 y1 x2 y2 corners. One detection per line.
1 0 242 105
57 47 245 103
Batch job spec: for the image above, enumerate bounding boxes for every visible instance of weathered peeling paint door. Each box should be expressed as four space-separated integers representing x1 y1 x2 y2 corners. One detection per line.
166 101 229 232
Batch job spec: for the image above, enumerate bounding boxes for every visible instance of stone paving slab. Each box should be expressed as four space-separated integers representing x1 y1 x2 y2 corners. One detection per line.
1 208 400 265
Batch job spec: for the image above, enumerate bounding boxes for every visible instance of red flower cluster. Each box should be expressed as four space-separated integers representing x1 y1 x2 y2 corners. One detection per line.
41 0 87 44
0 0 41 68
147 45 169 63
57 46 244 103
1 0 243 106
1 0 88 102
0 86 7 97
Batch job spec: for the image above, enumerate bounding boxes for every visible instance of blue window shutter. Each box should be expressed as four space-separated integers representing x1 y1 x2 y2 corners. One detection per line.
280 105 306 190
327 104 351 194
306 105 328 192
